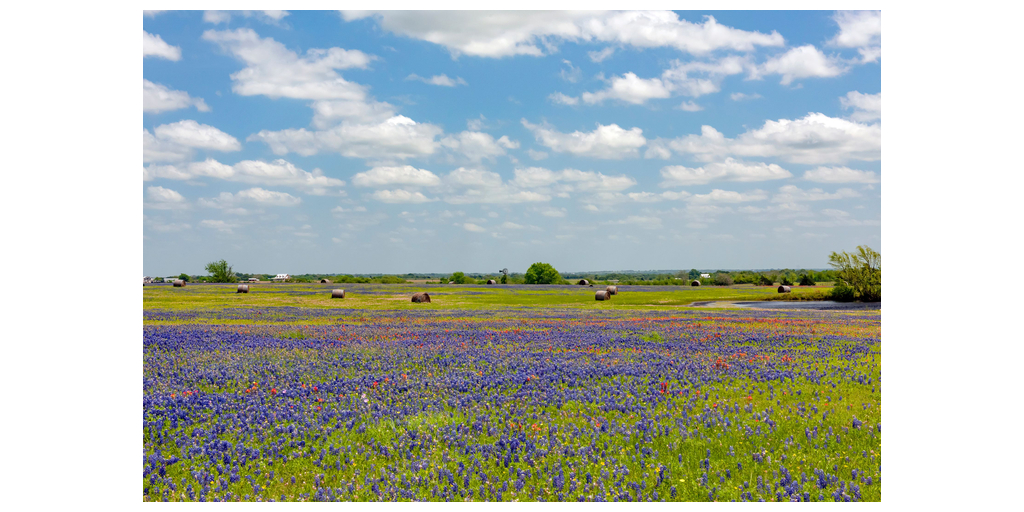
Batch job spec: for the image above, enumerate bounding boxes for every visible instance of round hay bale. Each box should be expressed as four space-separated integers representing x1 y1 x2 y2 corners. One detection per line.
320 279 331 284
778 285 792 293
578 279 589 285
173 279 185 287
411 292 431 303
331 289 345 299
486 279 496 285
606 285 618 295
690 280 700 286
595 290 610 301
237 284 249 293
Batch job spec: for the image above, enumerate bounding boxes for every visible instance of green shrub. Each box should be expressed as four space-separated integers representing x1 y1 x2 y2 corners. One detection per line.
713 273 734 286
524 262 562 284
828 282 856 302
828 246 881 302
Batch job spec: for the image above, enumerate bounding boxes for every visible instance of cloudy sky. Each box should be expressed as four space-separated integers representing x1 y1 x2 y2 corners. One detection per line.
143 10 880 276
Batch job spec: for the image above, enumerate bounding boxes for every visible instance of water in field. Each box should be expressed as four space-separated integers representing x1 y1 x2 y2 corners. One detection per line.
733 300 880 310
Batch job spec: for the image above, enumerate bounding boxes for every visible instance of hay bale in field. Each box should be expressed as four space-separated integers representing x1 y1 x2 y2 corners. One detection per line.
173 279 186 287
237 284 249 293
606 285 618 295
411 292 431 303
486 279 496 284
331 289 345 299
778 285 791 293
320 279 331 284
690 280 700 286
578 279 589 285
595 290 610 301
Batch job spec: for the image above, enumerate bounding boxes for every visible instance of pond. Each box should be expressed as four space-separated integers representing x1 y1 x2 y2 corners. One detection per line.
732 300 880 310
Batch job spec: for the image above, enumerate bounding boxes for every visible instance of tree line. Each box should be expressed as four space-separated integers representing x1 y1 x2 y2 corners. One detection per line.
166 247 879 302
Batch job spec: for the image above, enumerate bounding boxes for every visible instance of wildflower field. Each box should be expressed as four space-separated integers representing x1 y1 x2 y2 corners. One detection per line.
143 284 881 502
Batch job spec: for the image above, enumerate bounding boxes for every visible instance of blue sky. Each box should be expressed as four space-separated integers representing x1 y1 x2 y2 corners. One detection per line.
143 10 881 276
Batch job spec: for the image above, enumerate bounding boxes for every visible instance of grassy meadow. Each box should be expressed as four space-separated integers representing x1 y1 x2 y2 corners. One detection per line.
144 282 831 314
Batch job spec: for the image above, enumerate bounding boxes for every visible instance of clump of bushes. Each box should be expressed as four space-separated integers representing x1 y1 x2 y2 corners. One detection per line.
713 273 734 286
826 246 881 302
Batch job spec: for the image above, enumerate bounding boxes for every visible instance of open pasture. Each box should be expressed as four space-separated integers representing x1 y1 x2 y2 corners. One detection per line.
143 286 880 502
144 282 830 312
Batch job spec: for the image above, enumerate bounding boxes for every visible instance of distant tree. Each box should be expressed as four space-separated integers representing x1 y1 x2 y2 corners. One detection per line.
799 274 816 286
758 274 774 286
524 262 562 284
499 268 509 284
178 273 190 282
781 276 794 286
450 272 469 284
713 273 734 286
688 269 700 280
205 259 238 283
828 245 881 301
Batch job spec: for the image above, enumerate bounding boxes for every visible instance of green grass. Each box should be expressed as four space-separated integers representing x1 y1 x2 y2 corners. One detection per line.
144 282 830 317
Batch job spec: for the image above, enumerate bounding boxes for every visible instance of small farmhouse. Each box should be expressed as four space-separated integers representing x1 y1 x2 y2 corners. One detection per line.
272 274 290 282
700 273 711 279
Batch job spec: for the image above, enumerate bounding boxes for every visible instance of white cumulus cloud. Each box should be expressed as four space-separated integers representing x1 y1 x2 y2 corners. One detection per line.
549 92 580 106
439 131 517 162
341 11 783 58
406 73 467 87
730 92 761 101
577 56 749 106
143 121 240 163
249 115 443 161
830 10 881 63
757 45 847 85
802 166 879 184
203 10 291 26
143 158 345 195
370 189 435 203
841 91 881 122
659 158 792 186
143 31 181 61
522 119 646 159
145 186 189 209
202 28 373 100
143 80 210 114
647 113 880 164
772 185 860 203
353 166 441 188
200 188 303 208
200 219 239 233
688 189 769 203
